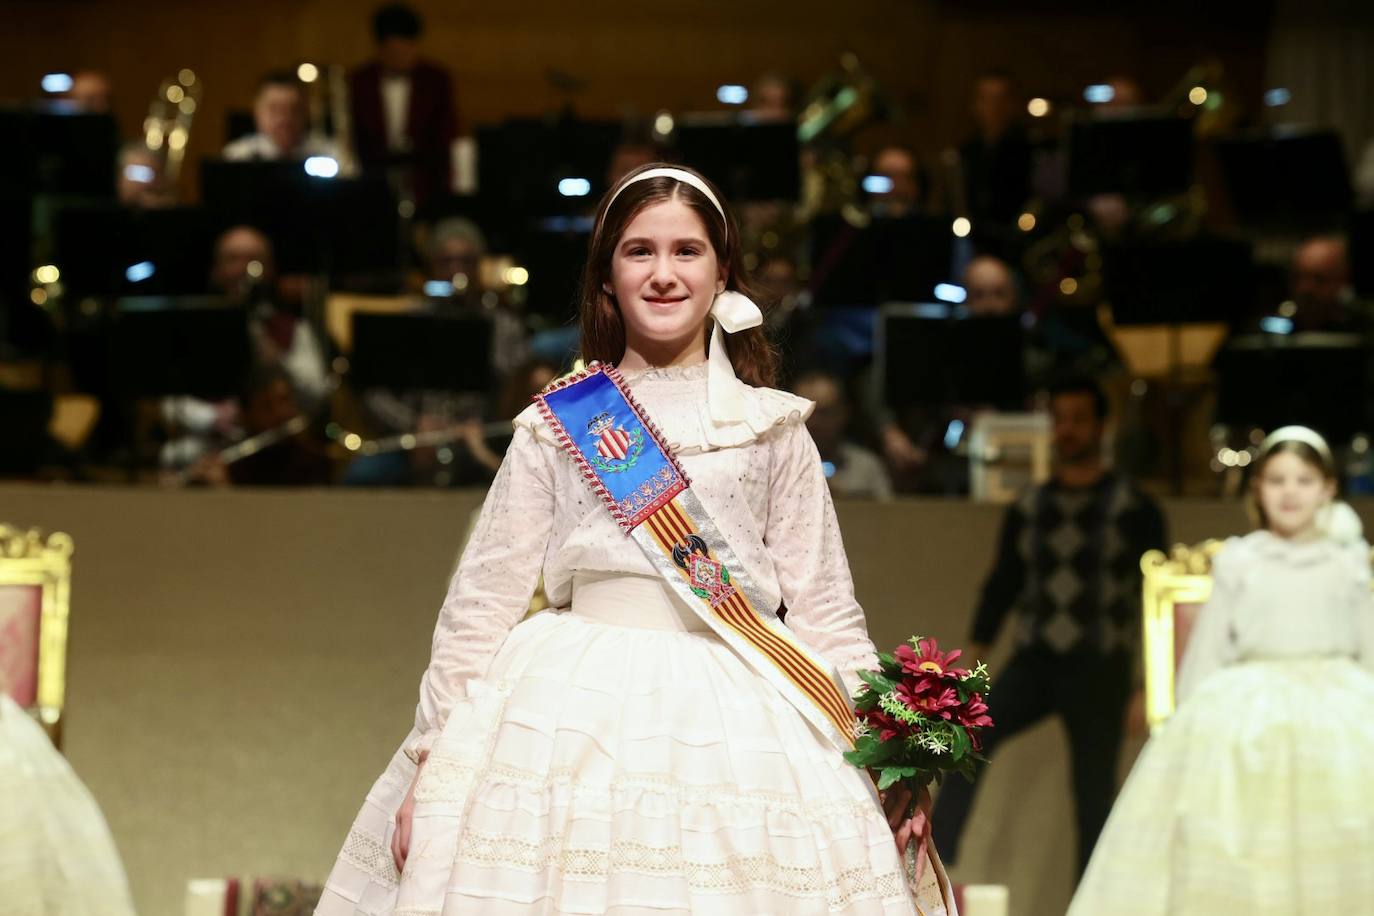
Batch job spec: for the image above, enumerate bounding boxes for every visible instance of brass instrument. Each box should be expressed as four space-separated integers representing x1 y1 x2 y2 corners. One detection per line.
795 53 891 223
142 69 202 183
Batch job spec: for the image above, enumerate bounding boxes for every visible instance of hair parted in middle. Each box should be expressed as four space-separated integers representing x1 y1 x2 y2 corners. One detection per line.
576 162 777 388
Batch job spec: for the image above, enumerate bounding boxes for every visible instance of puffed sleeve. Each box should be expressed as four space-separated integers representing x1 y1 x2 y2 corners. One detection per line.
1174 539 1243 704
763 418 879 697
1345 541 1374 672
405 413 557 762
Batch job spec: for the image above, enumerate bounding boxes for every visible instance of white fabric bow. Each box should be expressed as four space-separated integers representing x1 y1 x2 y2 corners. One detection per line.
708 290 764 422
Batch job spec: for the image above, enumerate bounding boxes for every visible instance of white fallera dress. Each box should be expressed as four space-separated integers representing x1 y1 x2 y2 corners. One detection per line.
1069 529 1374 914
317 363 954 915
0 694 137 916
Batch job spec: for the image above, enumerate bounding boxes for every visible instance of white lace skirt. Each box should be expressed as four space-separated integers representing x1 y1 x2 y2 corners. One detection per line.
317 573 948 915
1069 657 1374 914
0 695 137 916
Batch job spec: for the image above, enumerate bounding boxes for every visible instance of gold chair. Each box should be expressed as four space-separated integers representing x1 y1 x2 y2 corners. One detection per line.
1140 541 1223 733
0 523 73 747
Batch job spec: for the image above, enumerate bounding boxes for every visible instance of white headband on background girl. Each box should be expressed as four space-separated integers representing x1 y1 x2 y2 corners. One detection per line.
1259 425 1363 543
602 167 763 423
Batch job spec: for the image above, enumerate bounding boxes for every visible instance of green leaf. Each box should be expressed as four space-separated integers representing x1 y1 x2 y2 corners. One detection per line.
949 726 972 762
858 669 898 695
876 768 905 791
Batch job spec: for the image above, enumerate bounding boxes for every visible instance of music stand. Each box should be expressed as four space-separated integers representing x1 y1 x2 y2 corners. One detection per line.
876 305 1026 411
674 114 801 202
110 297 252 401
1210 129 1350 232
348 313 493 393
52 204 215 301
0 388 53 475
516 228 590 322
476 118 623 218
200 160 401 280
1215 333 1371 446
1103 237 1255 326
1103 237 1254 492
0 109 118 198
810 215 956 308
1067 114 1194 198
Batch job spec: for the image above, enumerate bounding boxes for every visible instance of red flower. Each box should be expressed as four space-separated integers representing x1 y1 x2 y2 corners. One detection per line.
898 681 961 720
956 694 993 730
864 708 908 742
895 638 969 680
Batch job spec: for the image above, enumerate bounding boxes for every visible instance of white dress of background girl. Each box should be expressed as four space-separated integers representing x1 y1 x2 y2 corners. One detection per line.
0 688 137 916
1068 427 1374 914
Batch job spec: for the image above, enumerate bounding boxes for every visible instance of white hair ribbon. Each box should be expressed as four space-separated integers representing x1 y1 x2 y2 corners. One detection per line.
708 291 764 422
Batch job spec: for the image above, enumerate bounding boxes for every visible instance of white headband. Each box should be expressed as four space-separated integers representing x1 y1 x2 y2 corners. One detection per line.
1260 425 1333 465
602 167 728 240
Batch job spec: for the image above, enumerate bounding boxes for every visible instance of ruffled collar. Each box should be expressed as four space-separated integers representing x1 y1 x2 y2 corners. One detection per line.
1242 529 1347 566
619 362 709 383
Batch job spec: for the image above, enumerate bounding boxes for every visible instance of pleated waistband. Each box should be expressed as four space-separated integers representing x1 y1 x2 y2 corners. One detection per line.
569 572 711 633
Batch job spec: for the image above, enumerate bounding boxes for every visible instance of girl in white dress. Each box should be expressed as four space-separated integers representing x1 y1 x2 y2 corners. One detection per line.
315 164 956 915
1068 426 1374 914
0 687 137 916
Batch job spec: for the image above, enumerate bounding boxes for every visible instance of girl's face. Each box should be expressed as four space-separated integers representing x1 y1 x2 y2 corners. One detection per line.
1256 450 1336 538
608 198 723 357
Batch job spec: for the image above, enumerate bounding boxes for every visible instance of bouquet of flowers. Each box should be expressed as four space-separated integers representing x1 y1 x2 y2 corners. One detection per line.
844 637 993 796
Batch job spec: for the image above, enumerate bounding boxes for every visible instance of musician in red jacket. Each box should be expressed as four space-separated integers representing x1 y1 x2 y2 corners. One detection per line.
348 3 458 208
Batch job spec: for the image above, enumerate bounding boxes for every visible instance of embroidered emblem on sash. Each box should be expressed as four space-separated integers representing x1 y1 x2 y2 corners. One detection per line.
586 411 644 473
671 533 738 607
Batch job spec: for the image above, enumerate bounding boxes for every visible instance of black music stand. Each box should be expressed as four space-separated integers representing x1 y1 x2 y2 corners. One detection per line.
1216 333 1370 446
110 297 252 401
1102 237 1255 491
516 228 590 322
0 388 53 476
52 205 215 300
1067 113 1194 198
674 114 801 202
0 109 118 198
810 215 957 308
1102 237 1255 326
476 118 623 218
200 160 402 281
1211 129 1350 233
876 305 1026 411
348 313 493 393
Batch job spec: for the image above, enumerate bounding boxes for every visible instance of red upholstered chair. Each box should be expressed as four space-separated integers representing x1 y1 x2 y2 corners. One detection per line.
1140 542 1222 732
248 878 323 916
0 524 73 747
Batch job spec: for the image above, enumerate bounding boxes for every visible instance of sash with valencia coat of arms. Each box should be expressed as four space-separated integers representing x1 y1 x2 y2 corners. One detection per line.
534 362 857 752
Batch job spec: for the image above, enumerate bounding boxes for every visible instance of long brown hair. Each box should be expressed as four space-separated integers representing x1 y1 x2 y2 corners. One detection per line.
577 163 777 388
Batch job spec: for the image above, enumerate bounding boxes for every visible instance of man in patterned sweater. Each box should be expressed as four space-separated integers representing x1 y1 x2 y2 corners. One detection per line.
931 376 1167 877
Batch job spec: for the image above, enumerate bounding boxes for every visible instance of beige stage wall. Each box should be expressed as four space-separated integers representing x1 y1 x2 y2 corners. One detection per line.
3 483 1309 916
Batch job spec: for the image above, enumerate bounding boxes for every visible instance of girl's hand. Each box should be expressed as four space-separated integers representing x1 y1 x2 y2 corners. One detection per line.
882 783 933 880
391 761 424 873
